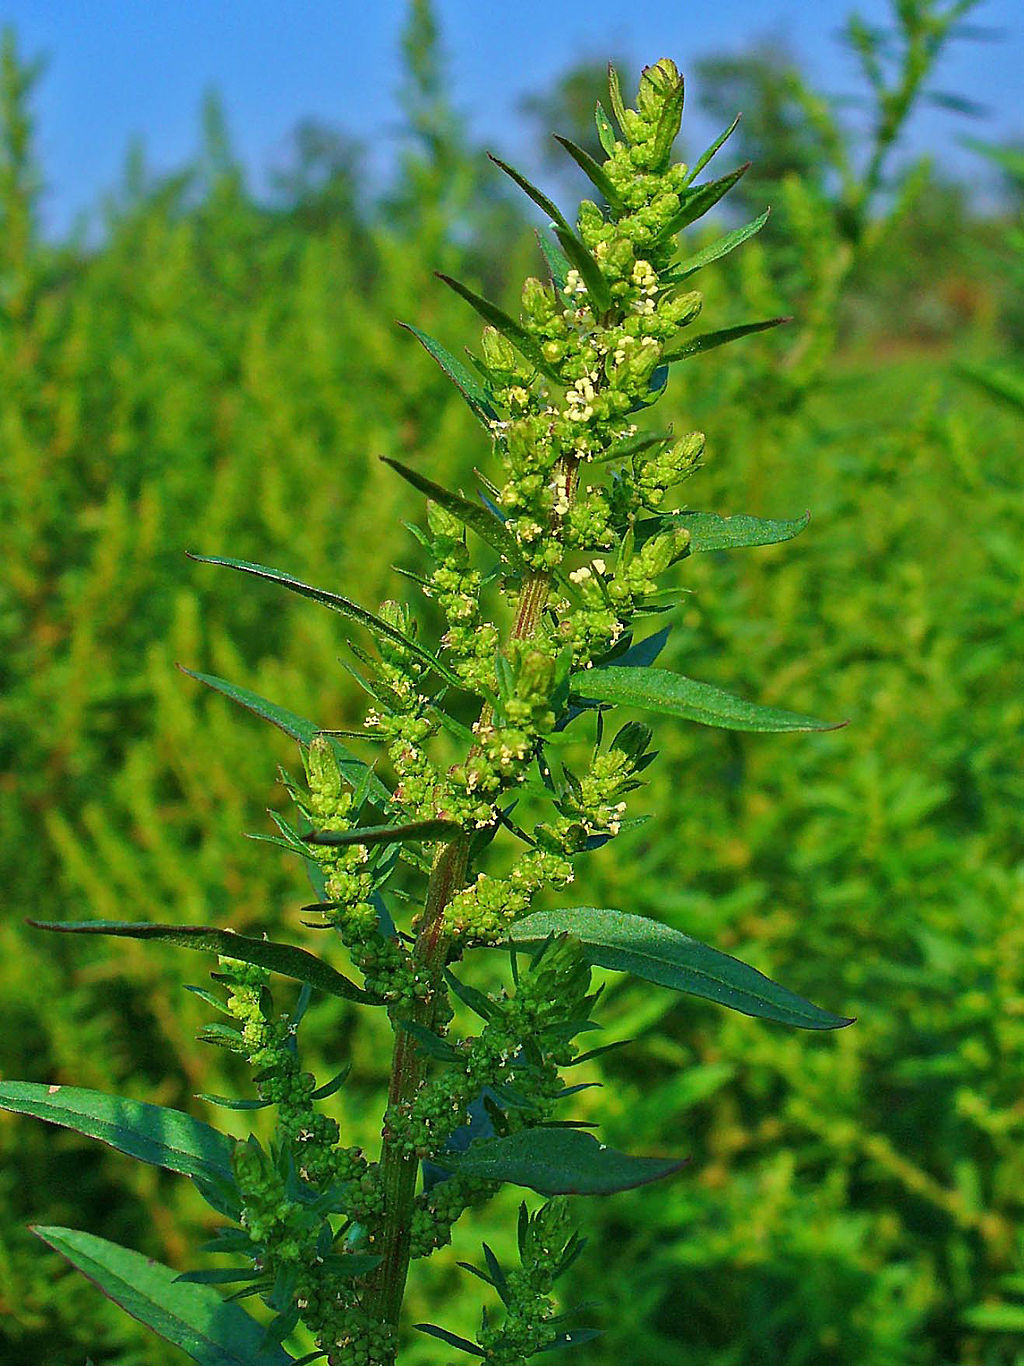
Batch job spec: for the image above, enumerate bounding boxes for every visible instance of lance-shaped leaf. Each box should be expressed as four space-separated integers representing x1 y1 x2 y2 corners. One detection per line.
32 1227 292 1366
435 273 557 378
29 920 380 1005
535 229 570 291
662 316 789 363
635 509 810 554
303 818 460 849
437 1127 688 1196
415 1324 486 1357
670 209 771 282
552 135 623 210
487 155 610 310
381 457 526 570
177 668 391 808
0 1083 234 1181
685 113 741 185
398 321 498 429
658 162 750 239
594 100 617 156
569 665 842 734
509 909 853 1029
187 555 463 689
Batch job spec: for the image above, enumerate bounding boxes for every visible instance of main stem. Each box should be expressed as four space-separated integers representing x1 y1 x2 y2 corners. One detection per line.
367 555 558 1351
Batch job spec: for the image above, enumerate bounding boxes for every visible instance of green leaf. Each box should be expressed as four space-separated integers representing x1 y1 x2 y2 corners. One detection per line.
594 101 617 156
552 225 612 312
187 555 463 689
685 114 741 185
662 316 789 363
436 273 556 378
670 209 771 281
439 1127 688 1195
0 1083 234 1181
569 665 842 734
593 429 672 465
29 920 380 1005
552 135 623 209
32 1227 291 1366
397 322 498 429
509 909 853 1030
650 70 686 166
381 457 526 570
659 162 750 239
488 153 572 233
535 230 570 291
636 509 810 554
415 1324 486 1357
303 819 460 849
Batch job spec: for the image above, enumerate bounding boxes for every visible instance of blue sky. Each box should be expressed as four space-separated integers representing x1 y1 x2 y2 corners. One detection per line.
5 0 1022 235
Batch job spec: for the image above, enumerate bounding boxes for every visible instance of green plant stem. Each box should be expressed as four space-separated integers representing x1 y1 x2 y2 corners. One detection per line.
369 833 470 1342
367 461 575 1349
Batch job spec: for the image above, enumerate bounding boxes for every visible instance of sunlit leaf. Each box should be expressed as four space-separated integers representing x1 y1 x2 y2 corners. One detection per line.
509 909 854 1029
29 920 379 1004
381 457 526 569
32 1228 290 1366
670 209 770 281
303 818 460 848
662 316 789 363
0 1083 234 1181
398 322 498 428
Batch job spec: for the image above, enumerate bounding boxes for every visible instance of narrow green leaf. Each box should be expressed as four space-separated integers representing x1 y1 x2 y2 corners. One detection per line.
606 64 628 130
397 322 498 429
29 920 380 1005
487 153 571 232
685 113 741 185
32 1227 290 1366
552 135 623 209
415 1324 486 1357
303 819 460 849
636 509 810 554
510 909 853 1030
0 1083 234 1181
436 273 557 378
180 670 390 811
659 162 750 239
594 429 672 465
187 555 463 689
569 665 842 734
439 1128 688 1196
535 230 570 291
594 101 617 155
662 316 789 363
670 209 771 281
552 225 612 312
381 457 526 570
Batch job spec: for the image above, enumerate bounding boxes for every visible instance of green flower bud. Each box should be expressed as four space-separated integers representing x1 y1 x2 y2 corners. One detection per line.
305 734 343 805
426 499 463 541
521 276 556 324
481 324 518 377
636 58 683 123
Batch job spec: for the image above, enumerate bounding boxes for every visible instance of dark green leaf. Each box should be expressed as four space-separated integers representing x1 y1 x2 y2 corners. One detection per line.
552 135 623 209
187 555 463 689
569 665 842 733
415 1324 485 1356
303 819 460 849
196 1093 272 1112
552 226 612 312
29 920 380 1005
175 1268 264 1286
439 1127 688 1195
178 669 389 810
436 273 556 378
659 162 750 239
535 230 570 291
487 154 571 232
510 908 854 1029
685 114 741 185
662 316 789 363
0 1083 234 1181
398 322 498 429
593 429 671 465
636 509 810 554
540 1328 603 1352
32 1228 291 1366
381 457 526 569
670 209 770 281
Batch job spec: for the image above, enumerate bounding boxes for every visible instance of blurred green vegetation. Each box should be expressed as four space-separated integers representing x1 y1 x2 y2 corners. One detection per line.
1 5 1022 1365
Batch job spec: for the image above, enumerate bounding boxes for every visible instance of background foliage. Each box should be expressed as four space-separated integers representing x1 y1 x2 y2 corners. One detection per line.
1 4 1022 1363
